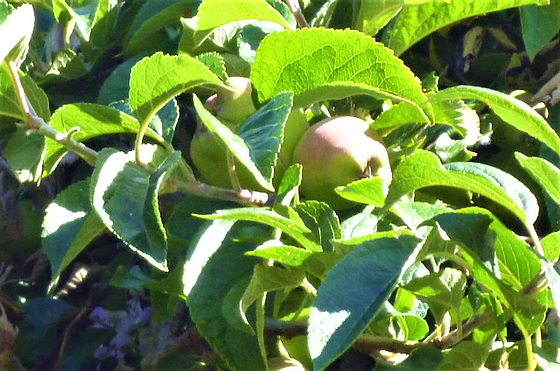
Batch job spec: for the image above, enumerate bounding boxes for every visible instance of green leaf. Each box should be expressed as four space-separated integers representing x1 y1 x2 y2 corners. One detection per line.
0 1 13 24
196 207 320 252
246 243 313 267
123 0 199 56
340 210 380 240
429 85 560 158
438 341 490 371
237 91 294 185
372 101 431 130
541 231 560 262
52 0 100 40
293 201 342 252
42 179 105 283
544 260 560 308
41 49 88 84
129 52 224 127
110 265 154 289
90 146 172 271
354 0 436 37
195 52 228 82
21 72 50 121
193 92 292 191
0 3 34 66
383 0 549 56
252 28 428 111
241 264 305 315
431 100 481 145
275 163 302 206
195 0 292 44
2 128 44 182
0 65 50 122
515 152 560 205
374 346 443 370
309 234 421 371
385 150 537 226
392 201 451 232
183 219 235 296
0 64 24 120
444 161 539 224
336 176 388 208
98 57 142 105
393 314 429 341
430 209 497 272
187 223 266 371
432 208 548 336
45 103 163 175
403 268 466 324
521 2 560 60
109 99 179 144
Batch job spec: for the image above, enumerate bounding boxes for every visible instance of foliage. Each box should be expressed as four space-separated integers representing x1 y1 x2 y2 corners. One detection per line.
1 0 560 370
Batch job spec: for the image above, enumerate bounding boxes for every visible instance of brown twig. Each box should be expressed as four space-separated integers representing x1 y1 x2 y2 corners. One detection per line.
286 0 309 28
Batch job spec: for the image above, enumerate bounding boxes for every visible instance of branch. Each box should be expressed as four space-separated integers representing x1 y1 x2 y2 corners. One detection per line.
167 177 276 207
286 0 309 28
6 61 98 166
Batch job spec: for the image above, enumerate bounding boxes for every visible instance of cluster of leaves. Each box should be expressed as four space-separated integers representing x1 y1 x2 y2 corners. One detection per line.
1 0 560 370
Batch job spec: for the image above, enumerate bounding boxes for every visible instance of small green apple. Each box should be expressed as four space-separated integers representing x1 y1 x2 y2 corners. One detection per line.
191 107 310 192
215 76 257 128
190 125 267 191
292 116 392 209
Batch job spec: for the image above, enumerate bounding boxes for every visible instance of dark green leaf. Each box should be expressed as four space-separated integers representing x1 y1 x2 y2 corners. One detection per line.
187 224 266 370
521 2 560 60
196 207 320 252
123 0 199 56
42 179 105 284
293 200 342 252
309 234 421 370
237 91 294 185
90 146 171 271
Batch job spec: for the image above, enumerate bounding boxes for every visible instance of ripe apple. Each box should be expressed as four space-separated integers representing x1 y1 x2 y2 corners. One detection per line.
273 108 309 187
292 116 392 209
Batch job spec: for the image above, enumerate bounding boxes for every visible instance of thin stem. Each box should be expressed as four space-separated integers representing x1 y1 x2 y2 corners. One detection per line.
526 223 545 257
285 0 309 28
7 61 98 166
168 177 274 207
524 333 535 371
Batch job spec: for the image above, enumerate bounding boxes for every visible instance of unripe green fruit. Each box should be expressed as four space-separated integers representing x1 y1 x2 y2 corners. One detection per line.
292 116 392 209
189 126 265 191
267 357 306 371
190 109 308 191
215 76 257 128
